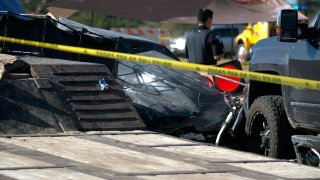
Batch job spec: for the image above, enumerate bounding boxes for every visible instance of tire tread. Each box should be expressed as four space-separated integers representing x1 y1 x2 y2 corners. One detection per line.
249 95 294 158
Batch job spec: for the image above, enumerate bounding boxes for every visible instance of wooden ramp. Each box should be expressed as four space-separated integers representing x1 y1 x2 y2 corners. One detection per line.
0 131 319 180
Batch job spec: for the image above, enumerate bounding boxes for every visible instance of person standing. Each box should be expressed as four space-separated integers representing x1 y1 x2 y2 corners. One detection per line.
185 8 224 65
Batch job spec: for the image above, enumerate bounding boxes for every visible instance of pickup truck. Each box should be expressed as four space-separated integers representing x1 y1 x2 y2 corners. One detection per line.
244 10 320 164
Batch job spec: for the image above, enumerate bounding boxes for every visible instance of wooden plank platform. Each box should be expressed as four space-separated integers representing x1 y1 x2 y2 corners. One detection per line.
0 131 319 179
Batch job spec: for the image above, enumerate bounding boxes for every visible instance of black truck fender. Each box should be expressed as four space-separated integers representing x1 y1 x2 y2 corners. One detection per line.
244 37 296 135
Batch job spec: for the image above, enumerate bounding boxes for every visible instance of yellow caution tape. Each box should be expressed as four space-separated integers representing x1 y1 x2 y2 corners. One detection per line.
241 61 250 66
0 36 320 90
159 36 172 41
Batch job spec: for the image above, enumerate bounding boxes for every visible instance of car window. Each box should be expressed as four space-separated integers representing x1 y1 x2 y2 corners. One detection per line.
121 39 179 60
212 28 239 37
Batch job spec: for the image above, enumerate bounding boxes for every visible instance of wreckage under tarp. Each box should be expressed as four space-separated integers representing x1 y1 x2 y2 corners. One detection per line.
0 54 146 134
0 12 235 135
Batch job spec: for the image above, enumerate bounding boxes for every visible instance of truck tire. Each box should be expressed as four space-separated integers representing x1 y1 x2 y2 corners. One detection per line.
247 96 295 159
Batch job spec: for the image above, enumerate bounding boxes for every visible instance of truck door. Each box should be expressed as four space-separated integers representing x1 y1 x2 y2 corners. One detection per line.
289 38 320 130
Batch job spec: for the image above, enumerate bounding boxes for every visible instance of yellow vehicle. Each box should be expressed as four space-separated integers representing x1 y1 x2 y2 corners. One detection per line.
235 22 274 62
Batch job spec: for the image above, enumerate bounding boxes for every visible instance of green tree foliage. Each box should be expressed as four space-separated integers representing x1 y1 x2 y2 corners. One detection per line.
21 0 54 14
302 0 319 17
69 12 143 30
69 12 193 36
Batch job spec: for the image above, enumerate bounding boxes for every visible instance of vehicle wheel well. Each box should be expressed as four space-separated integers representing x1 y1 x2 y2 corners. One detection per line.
248 71 282 107
237 40 244 46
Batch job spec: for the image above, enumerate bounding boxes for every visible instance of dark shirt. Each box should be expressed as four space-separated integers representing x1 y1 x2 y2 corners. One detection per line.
185 25 224 65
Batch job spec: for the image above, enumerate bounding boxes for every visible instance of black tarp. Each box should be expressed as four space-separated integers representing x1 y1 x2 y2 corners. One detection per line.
0 13 230 133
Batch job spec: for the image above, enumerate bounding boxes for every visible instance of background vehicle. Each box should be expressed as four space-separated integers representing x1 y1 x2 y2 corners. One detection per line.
235 22 275 62
244 10 320 163
212 25 242 57
169 34 186 57
169 25 243 58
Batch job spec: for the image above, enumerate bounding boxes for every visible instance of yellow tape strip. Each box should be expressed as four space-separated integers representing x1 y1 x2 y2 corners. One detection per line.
1 36 320 90
241 61 250 66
